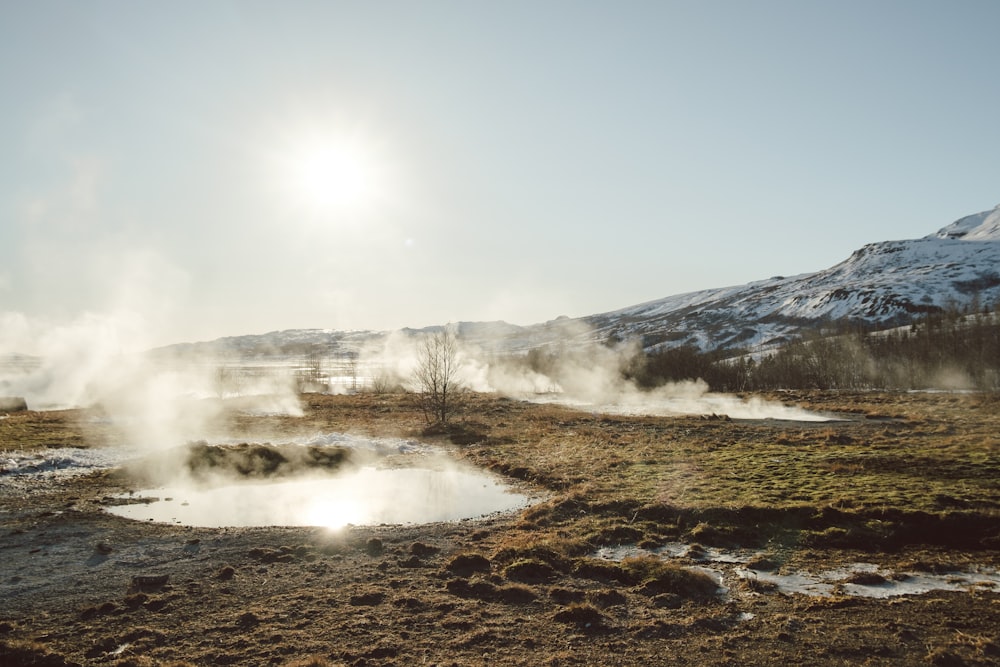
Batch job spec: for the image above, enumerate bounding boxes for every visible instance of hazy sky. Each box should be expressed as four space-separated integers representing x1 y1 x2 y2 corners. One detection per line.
2 1 999 347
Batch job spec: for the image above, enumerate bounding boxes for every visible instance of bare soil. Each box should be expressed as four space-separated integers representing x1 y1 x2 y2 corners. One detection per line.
1 391 999 666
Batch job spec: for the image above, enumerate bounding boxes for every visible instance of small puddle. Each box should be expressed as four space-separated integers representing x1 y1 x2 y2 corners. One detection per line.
735 563 1000 598
107 466 534 528
593 544 1000 599
595 542 750 564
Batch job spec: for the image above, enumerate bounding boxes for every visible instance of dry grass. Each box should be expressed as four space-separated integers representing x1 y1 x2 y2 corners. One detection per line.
436 391 1000 555
3 389 999 666
0 408 111 451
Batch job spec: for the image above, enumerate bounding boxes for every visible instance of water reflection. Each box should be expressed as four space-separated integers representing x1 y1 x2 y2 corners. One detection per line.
594 543 1000 599
108 466 533 528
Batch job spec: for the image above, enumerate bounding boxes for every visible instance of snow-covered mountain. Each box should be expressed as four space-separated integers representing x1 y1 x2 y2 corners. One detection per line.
158 205 1000 358
580 204 1000 352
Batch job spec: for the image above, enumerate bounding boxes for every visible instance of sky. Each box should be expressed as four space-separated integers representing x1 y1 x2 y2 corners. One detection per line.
2 0 999 349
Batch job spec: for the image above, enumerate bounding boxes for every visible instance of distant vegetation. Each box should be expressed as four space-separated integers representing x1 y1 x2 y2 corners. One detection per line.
632 305 1000 392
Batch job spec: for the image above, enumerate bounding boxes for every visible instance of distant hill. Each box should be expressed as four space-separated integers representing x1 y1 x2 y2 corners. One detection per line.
153 204 1000 358
582 204 1000 353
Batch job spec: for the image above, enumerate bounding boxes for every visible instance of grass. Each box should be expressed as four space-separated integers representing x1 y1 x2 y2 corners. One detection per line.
6 389 999 558
445 392 1000 551
0 408 115 451
3 390 999 666
569 555 719 599
0 638 79 666
552 603 606 628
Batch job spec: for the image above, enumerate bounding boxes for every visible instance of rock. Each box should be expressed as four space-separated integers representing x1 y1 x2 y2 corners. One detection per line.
0 397 27 413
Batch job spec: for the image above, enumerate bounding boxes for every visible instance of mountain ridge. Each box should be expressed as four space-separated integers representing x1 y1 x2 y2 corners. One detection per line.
154 205 1000 359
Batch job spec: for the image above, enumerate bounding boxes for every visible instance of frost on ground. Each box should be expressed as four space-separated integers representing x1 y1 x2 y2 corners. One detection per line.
1 447 141 498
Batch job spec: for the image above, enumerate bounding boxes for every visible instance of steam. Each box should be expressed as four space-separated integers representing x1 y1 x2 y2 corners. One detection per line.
357 321 831 421
494 349 831 422
0 311 302 451
3 314 830 530
567 380 832 421
108 460 532 528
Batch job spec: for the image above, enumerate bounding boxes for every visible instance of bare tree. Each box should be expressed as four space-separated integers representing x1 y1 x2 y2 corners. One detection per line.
412 329 463 424
370 370 396 395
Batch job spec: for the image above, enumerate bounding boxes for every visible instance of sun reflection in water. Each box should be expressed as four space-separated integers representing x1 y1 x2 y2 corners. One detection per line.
107 466 533 528
302 497 367 529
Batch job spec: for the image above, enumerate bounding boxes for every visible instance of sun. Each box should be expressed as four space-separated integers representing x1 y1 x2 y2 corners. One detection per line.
277 131 381 216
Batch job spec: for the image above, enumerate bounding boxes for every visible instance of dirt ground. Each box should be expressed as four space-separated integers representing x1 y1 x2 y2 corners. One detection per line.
1 391 999 666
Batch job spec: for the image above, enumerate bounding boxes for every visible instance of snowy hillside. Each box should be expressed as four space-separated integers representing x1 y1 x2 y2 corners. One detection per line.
581 205 1000 352
157 205 1000 358
927 205 1000 241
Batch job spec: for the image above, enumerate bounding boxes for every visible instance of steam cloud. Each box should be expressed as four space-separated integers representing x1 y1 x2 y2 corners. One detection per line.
0 311 302 451
357 321 830 422
2 314 828 530
1 313 827 470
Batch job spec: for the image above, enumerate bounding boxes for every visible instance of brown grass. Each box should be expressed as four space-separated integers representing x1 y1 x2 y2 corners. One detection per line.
3 390 999 666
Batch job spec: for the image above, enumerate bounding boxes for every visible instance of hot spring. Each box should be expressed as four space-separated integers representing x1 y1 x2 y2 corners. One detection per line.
105 434 535 528
108 467 532 528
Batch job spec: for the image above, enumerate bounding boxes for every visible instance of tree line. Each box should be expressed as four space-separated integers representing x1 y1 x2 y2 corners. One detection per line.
631 306 1000 392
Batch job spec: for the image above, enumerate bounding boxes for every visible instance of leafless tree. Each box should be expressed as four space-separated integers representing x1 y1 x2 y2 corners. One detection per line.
412 329 463 424
370 370 394 394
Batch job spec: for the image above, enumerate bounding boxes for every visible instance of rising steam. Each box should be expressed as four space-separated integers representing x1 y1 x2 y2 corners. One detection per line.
0 311 302 451
2 314 830 531
357 321 830 421
1 313 829 469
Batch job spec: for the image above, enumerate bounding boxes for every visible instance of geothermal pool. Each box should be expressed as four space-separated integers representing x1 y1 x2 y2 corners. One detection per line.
107 465 534 528
1 432 536 528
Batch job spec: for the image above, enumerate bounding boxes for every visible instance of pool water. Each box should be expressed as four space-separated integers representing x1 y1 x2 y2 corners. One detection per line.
107 465 533 528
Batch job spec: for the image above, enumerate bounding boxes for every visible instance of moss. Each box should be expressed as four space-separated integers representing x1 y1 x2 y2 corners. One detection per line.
445 577 497 600
492 543 573 572
621 557 718 600
549 587 586 605
0 639 77 666
444 553 491 576
496 584 538 604
552 603 606 629
587 589 627 608
572 558 629 584
502 559 559 584
585 524 646 546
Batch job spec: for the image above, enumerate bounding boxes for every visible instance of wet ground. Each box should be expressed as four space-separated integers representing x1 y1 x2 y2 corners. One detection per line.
1 391 999 666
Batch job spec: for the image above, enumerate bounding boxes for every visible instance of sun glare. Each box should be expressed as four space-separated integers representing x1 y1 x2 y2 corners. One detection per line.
277 131 382 216
303 496 367 530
